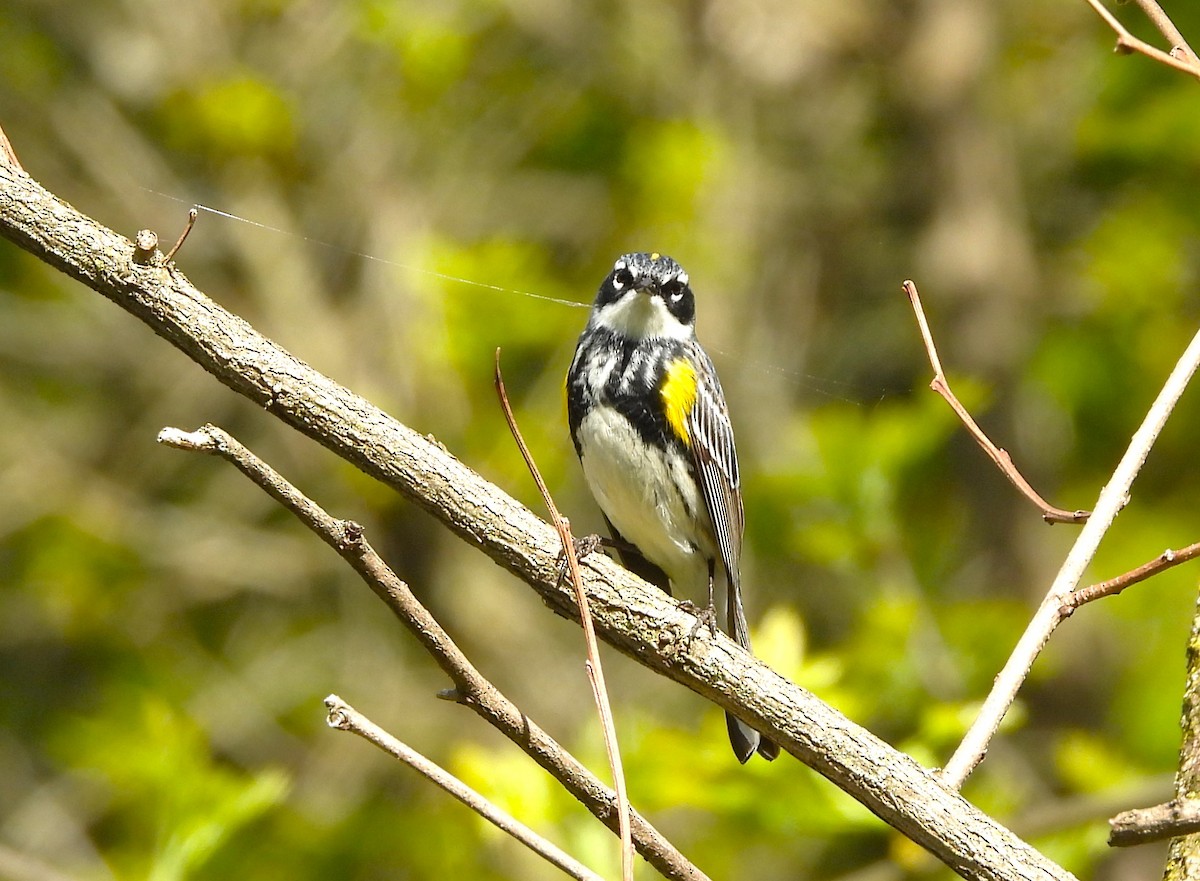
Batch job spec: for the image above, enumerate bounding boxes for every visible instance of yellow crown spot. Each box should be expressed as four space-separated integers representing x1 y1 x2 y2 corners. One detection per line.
650 252 660 261
661 359 697 447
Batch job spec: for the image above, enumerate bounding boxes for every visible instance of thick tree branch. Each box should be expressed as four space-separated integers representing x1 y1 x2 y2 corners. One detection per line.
1164 588 1200 872
0 161 1076 881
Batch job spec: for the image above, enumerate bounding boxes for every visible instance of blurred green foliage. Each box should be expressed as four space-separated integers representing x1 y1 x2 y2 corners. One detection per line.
2 0 1200 878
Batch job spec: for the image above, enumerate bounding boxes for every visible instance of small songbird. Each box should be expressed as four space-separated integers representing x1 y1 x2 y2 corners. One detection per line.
566 252 778 763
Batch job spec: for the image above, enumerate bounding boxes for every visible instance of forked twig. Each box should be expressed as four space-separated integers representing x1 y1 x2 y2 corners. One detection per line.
1127 0 1199 64
942 323 1200 788
494 349 634 881
1082 0 1200 80
903 280 1088 524
326 695 605 881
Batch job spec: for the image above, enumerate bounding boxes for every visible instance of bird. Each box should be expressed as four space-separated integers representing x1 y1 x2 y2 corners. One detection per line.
566 251 779 763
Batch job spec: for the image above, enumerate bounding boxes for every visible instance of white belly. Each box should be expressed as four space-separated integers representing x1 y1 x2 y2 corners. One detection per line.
575 406 712 594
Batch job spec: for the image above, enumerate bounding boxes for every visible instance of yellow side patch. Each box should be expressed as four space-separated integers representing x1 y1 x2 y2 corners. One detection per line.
661 359 697 447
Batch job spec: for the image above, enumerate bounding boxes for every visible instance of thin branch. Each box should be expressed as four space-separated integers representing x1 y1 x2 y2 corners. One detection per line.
156 424 703 881
494 350 633 881
1 163 1077 881
941 323 1200 788
903 280 1088 525
1127 0 1199 64
325 695 606 881
164 207 198 263
1082 0 1200 80
1063 541 1200 611
1110 798 1200 847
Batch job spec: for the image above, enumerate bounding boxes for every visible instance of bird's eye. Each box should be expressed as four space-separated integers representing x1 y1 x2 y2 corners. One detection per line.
662 279 686 301
613 267 635 289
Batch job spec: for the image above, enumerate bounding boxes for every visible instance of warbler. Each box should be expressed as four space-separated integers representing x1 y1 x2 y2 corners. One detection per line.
566 252 778 763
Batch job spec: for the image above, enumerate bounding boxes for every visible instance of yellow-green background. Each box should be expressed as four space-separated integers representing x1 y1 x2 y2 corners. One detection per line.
2 1 1198 879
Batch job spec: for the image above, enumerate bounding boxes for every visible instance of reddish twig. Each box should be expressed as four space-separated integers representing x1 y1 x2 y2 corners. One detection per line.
1064 541 1200 612
164 207 198 263
903 280 1089 525
1082 0 1200 80
493 350 634 881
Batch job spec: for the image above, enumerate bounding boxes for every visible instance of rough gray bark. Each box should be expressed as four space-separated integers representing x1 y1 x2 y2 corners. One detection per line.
1164 590 1200 879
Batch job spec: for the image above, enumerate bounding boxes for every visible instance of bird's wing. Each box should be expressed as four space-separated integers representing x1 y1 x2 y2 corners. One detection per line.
686 345 778 762
684 345 744 591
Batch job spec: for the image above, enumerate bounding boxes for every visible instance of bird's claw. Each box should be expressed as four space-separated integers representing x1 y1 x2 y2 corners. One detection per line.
678 600 719 643
556 533 606 586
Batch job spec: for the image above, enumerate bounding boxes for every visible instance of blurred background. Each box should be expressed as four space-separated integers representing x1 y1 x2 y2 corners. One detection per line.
2 1 1200 878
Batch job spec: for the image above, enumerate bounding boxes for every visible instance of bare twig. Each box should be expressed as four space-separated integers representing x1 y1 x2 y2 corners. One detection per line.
1127 0 1199 63
903 280 1088 525
164 207 198 263
1082 0 1200 80
942 323 1200 788
2 164 1077 880
1064 541 1200 611
157 424 704 881
494 350 634 881
325 695 606 881
1110 798 1200 847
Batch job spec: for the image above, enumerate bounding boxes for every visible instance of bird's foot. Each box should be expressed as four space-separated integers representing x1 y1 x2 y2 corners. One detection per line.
556 533 607 586
678 600 719 642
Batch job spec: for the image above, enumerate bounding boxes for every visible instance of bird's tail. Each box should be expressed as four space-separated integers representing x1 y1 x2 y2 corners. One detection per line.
726 577 780 763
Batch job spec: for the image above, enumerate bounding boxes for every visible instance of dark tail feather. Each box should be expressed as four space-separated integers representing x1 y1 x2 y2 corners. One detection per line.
726 712 759 764
727 577 780 762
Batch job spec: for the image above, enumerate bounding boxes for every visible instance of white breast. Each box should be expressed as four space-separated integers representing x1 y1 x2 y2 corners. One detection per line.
575 405 713 596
